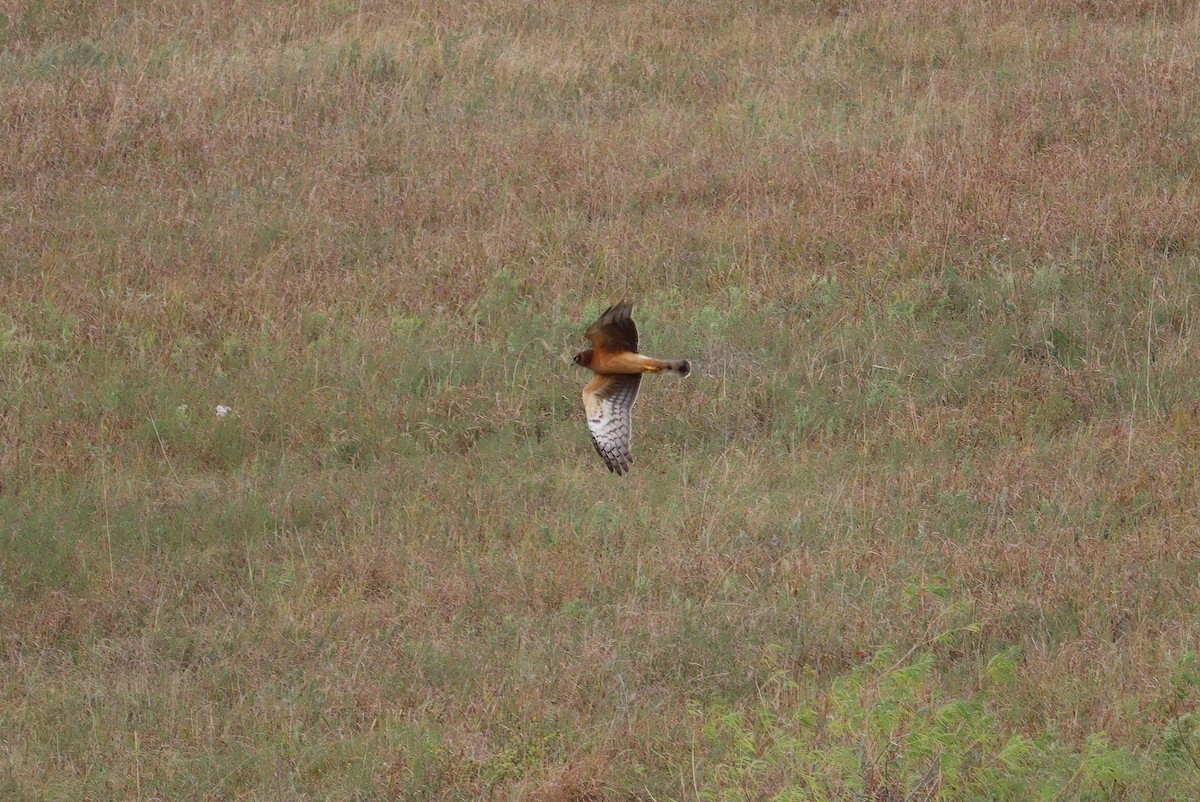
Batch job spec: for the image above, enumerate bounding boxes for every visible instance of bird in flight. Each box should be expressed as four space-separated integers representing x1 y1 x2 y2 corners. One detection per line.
573 301 691 475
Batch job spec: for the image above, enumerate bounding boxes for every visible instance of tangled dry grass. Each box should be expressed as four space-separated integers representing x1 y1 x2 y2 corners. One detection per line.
3 0 1200 798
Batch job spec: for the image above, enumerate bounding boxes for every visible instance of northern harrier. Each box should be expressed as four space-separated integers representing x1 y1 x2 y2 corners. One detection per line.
573 301 691 475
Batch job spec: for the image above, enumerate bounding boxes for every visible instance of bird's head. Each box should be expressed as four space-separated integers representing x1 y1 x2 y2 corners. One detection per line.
572 348 594 368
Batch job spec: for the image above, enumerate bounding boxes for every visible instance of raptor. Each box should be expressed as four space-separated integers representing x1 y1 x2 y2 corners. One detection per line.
573 301 691 475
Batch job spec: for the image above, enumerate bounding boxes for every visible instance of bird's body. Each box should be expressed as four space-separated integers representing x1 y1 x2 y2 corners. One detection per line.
573 302 691 475
574 349 689 376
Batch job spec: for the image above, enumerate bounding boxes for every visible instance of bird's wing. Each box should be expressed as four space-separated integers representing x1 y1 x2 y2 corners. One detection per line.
584 301 638 354
582 373 642 475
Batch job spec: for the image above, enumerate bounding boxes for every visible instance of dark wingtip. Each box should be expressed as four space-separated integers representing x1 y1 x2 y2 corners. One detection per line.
593 440 632 475
606 300 633 318
607 454 632 475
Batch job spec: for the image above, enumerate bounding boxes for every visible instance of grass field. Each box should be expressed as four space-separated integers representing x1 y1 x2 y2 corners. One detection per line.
3 0 1200 798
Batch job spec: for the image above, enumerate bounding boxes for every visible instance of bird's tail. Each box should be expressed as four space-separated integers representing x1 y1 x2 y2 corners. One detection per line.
660 359 691 377
627 354 693 376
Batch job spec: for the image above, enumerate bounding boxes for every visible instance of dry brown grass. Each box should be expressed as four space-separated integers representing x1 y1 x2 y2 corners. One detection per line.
3 0 1200 798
